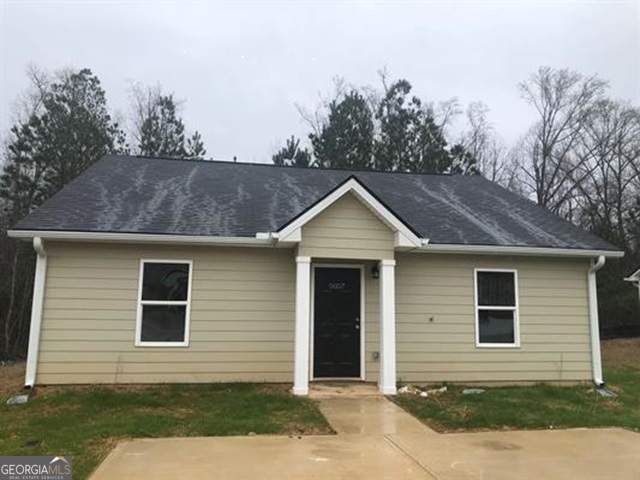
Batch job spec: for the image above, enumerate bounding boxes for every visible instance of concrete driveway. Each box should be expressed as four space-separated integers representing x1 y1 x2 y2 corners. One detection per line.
91 396 640 479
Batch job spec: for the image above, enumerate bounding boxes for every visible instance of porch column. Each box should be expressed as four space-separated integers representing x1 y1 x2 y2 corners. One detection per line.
379 259 397 394
293 256 311 395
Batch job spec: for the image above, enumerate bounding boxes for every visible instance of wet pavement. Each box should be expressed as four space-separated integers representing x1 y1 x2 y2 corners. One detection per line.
91 395 640 479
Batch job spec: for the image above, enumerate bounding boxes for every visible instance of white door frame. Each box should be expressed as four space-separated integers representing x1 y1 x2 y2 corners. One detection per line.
310 263 365 381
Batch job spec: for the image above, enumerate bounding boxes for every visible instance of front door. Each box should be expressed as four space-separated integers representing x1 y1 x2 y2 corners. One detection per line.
313 267 361 378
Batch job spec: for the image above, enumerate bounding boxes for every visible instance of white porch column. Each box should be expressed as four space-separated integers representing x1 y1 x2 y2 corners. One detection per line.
293 256 311 395
379 259 397 394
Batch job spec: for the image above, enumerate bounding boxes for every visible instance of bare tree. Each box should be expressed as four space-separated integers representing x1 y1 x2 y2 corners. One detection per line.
128 83 166 149
516 67 608 215
10 65 51 124
460 102 510 184
570 99 640 246
295 76 351 139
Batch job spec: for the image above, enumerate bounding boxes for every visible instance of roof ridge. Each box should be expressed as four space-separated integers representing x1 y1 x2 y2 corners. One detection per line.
115 154 459 177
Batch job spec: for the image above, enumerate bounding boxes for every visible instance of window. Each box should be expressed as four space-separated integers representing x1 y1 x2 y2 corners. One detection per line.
136 260 192 346
474 269 519 347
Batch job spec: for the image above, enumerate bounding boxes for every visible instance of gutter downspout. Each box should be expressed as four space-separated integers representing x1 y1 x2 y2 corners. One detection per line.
24 237 47 388
588 255 606 387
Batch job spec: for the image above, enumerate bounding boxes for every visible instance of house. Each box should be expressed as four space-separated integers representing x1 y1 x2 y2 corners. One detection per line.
624 269 640 307
9 155 624 395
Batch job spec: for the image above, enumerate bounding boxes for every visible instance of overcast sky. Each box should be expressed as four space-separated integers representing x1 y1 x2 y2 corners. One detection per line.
1 0 638 162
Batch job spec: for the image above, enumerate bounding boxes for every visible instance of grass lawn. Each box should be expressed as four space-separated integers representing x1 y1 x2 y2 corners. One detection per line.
393 338 640 433
393 366 640 432
0 381 332 479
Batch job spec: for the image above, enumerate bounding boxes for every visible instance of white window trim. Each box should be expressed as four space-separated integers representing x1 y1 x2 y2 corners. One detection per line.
135 259 193 347
474 268 520 348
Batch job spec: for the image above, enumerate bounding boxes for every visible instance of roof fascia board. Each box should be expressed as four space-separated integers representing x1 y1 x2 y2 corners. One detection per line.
7 231 624 258
624 269 640 282
419 243 624 258
7 230 274 247
277 177 422 248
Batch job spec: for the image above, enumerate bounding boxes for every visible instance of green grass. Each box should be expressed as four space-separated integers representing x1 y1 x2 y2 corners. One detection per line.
0 383 332 479
393 366 640 433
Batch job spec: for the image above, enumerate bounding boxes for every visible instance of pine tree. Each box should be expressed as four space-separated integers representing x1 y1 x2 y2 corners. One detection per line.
272 136 312 167
0 68 125 218
310 90 374 169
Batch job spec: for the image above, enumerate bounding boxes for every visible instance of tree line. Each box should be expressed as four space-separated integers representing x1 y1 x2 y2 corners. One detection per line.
1 65 638 356
273 75 477 174
272 68 640 330
0 67 207 356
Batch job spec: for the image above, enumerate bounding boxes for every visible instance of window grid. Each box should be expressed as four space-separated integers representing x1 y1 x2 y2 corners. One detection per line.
474 269 520 348
135 259 193 347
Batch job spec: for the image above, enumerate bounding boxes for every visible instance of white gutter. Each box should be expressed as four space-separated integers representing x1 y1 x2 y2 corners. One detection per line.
25 237 47 388
8 230 274 247
588 255 606 387
419 243 624 258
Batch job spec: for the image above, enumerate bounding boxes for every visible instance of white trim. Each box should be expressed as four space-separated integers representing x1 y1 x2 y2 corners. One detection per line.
310 264 366 382
24 237 47 388
474 268 520 348
420 243 623 258
624 269 640 306
276 178 422 248
624 269 640 283
8 230 274 247
379 259 397 395
135 259 193 347
588 256 606 386
9 229 625 260
293 256 312 395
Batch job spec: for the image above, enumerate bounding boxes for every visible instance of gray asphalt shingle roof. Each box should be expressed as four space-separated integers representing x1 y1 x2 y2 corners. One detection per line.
13 154 618 251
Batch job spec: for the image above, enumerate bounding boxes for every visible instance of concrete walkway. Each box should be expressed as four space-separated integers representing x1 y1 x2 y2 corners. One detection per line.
317 396 432 435
91 396 640 480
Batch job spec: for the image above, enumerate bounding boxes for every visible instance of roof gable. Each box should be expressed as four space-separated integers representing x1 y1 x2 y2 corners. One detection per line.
625 269 640 282
276 176 422 248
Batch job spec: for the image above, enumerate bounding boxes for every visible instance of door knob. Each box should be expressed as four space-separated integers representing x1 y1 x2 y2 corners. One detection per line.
355 317 360 323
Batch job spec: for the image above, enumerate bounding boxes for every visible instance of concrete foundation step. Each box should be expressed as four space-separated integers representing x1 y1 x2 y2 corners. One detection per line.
309 382 380 398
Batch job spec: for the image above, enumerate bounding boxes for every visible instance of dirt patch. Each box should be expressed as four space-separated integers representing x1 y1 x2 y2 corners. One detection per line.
0 362 26 398
602 338 640 369
34 382 296 399
33 382 156 398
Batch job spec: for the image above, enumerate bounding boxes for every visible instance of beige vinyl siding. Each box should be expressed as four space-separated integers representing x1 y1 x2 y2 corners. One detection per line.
395 253 592 384
37 242 295 384
298 193 395 260
37 237 594 385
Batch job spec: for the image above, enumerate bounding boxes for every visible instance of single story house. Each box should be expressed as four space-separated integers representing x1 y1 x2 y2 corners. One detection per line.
624 269 640 307
9 155 623 395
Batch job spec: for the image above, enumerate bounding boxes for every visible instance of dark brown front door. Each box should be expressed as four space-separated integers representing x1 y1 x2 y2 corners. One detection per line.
313 267 361 378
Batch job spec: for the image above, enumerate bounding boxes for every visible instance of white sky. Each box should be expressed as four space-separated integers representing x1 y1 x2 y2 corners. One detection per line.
1 0 639 162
